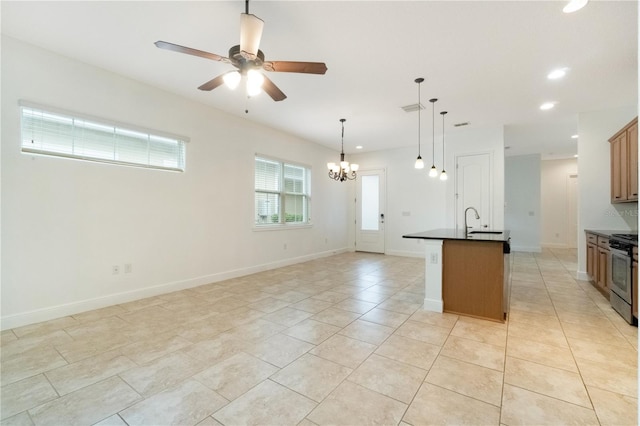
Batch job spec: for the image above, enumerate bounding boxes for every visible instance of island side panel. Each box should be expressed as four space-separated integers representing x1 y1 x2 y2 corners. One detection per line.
442 240 504 322
423 239 444 313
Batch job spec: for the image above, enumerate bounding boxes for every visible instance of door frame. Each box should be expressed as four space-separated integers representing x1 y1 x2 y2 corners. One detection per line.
355 168 387 254
454 151 494 230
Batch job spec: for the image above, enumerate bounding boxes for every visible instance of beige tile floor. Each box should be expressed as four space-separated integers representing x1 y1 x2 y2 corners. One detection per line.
1 249 637 425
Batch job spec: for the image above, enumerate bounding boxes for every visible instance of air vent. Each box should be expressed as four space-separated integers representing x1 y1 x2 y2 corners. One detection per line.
454 121 470 127
401 103 424 113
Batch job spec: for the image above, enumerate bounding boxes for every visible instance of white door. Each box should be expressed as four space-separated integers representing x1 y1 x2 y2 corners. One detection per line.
455 153 492 231
566 173 578 248
356 169 386 253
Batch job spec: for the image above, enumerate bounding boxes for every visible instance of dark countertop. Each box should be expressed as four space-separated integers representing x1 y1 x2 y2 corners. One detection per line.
585 229 638 246
403 228 511 243
585 229 636 238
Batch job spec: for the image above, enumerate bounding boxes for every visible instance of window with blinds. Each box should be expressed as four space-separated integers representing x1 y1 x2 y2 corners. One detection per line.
255 156 310 226
20 102 187 172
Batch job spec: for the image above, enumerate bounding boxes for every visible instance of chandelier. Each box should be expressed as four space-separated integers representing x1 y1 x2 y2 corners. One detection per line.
327 118 359 181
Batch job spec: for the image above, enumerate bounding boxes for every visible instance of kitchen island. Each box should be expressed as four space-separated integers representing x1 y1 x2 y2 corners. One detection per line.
403 229 511 323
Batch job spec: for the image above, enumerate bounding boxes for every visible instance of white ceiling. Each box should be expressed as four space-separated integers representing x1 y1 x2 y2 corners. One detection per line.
2 1 637 160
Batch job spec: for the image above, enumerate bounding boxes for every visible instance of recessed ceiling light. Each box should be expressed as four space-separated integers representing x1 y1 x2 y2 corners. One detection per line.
571 134 578 139
574 154 579 158
356 145 363 150
540 102 555 110
563 0 588 13
547 68 568 80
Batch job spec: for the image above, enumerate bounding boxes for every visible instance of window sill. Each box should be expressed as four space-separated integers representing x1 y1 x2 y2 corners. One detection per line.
253 223 313 232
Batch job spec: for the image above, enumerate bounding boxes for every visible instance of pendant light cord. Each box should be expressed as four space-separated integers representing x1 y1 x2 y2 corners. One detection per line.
340 118 346 154
418 82 421 157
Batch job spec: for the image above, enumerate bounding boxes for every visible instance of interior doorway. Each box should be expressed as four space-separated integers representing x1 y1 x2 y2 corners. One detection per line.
566 173 578 248
355 169 386 253
455 153 492 231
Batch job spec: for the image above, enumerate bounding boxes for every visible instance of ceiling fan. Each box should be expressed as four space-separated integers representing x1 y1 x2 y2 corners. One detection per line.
154 0 327 102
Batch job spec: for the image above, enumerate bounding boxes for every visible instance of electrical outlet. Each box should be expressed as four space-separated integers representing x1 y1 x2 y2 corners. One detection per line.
112 265 120 275
124 263 132 273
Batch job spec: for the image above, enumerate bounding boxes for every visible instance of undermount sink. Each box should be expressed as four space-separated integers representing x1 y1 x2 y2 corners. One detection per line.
468 230 503 234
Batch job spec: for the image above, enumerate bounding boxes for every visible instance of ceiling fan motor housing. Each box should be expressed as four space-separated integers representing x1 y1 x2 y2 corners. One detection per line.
229 45 264 73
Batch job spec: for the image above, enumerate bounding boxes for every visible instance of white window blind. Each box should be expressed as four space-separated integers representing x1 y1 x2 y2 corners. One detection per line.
20 102 187 172
255 156 310 226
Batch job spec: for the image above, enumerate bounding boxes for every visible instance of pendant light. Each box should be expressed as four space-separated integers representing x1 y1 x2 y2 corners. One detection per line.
414 78 425 169
440 111 448 181
428 98 439 177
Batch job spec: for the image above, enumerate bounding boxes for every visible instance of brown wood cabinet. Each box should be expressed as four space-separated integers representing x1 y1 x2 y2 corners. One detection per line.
586 232 598 281
442 240 505 323
633 246 638 319
596 236 610 291
585 232 610 294
610 117 638 203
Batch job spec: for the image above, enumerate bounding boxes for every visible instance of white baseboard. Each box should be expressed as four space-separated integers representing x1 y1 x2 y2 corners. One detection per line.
385 249 425 258
423 297 443 313
511 245 542 253
1 247 349 330
576 271 590 281
541 243 576 249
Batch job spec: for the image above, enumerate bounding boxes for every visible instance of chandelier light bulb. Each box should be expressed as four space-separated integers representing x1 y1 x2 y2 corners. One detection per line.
327 162 336 170
351 163 359 172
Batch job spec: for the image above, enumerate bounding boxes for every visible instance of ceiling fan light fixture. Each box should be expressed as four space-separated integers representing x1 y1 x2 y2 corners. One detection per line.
240 13 264 57
223 71 241 90
246 69 265 96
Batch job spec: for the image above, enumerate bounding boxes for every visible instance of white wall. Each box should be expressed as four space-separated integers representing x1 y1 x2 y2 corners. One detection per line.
540 158 578 248
505 154 541 252
1 36 350 329
577 106 638 278
349 125 505 257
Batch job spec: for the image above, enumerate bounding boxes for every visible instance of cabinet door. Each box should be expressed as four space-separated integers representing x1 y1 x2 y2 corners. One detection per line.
611 133 628 203
627 122 638 201
597 248 609 290
633 260 638 319
587 242 597 282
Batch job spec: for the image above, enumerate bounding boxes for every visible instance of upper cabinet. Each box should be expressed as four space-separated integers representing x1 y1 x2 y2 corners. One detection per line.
610 117 638 203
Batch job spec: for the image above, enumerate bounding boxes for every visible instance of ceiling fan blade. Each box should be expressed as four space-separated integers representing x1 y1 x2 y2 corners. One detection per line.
198 75 226 91
155 41 230 63
261 75 287 101
240 13 264 58
263 61 328 75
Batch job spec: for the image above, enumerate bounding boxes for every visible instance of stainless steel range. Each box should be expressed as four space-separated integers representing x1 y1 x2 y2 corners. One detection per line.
608 233 637 324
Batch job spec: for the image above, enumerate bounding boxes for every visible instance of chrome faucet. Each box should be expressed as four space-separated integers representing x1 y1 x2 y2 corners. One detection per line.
464 206 480 235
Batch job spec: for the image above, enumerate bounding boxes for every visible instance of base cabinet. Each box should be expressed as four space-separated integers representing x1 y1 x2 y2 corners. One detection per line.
442 240 505 322
585 232 610 294
633 246 638 319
